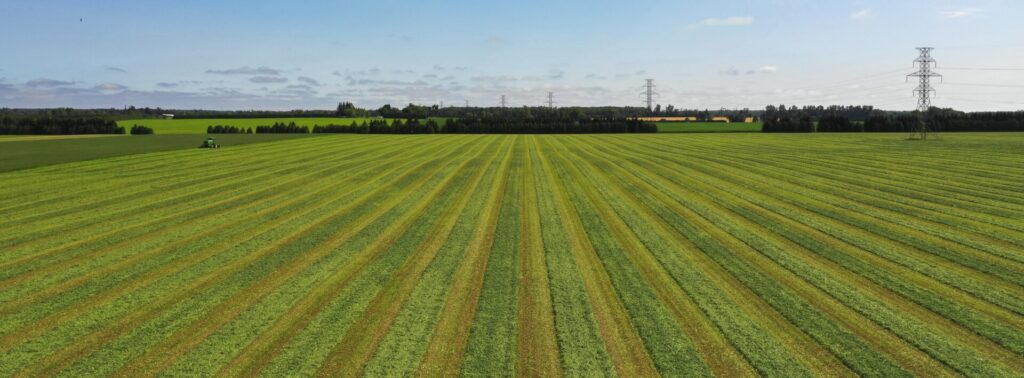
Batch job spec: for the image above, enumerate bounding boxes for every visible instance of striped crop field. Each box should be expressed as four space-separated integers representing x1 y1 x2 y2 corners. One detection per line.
1 133 1022 377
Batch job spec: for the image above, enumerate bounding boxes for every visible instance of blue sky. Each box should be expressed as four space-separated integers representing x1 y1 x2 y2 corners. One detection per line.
1 0 1022 111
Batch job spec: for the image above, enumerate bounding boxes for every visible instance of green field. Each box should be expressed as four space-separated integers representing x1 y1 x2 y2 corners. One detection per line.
0 133 1022 376
0 134 313 172
117 117 445 134
657 122 762 133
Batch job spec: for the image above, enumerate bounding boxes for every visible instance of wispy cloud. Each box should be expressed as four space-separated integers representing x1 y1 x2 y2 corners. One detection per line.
94 83 127 91
297 76 321 86
105 66 128 74
485 36 511 47
249 76 288 84
941 8 982 19
690 16 753 30
470 75 518 83
156 82 178 88
206 66 284 76
749 65 777 75
347 78 429 86
26 78 74 87
850 9 872 20
720 65 777 76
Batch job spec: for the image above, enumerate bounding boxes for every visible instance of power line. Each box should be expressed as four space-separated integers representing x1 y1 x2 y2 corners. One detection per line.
941 97 1024 106
939 67 1024 71
943 82 1024 89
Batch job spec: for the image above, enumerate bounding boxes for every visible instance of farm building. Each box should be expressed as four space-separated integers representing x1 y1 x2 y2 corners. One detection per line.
161 114 175 119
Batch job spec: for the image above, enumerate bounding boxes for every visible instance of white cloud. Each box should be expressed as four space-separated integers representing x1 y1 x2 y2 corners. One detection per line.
94 83 127 91
720 65 777 76
941 8 981 19
850 9 872 20
750 65 777 74
25 78 75 87
688 16 753 29
105 66 128 74
297 76 321 86
206 66 283 76
249 76 288 84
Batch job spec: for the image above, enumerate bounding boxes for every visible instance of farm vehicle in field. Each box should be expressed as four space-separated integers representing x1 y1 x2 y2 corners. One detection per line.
197 137 220 147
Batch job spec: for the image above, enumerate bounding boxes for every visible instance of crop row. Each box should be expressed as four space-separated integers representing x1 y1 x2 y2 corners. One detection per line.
0 133 1020 376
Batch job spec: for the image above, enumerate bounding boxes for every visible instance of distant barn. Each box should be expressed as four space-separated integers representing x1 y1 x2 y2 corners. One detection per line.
161 114 175 119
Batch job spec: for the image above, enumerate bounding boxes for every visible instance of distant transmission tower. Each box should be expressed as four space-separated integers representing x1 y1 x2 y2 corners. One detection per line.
640 79 658 111
906 47 942 140
465 100 469 108
547 92 555 108
500 95 507 108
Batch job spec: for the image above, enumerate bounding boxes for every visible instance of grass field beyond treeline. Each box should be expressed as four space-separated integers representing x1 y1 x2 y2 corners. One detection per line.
656 121 762 133
0 133 1021 376
118 118 760 134
118 118 422 134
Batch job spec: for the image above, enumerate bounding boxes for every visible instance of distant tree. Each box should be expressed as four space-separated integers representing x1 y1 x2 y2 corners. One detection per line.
130 125 154 135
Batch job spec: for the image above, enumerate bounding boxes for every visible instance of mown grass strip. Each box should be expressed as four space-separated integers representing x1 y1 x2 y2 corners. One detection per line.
0 138 446 341
526 139 614 376
532 138 659 377
109 137 497 377
593 135 1024 376
568 137 915 377
0 137 450 343
0 138 403 305
5 138 481 376
0 136 350 233
630 137 1024 311
457 137 523 376
578 137 957 377
514 136 562 377
415 137 514 377
543 137 720 377
0 137 377 266
359 137 511 376
221 137 509 377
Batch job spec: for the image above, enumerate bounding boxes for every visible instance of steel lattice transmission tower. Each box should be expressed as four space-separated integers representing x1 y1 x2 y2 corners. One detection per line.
547 92 555 108
906 47 942 140
640 79 658 111
500 95 507 108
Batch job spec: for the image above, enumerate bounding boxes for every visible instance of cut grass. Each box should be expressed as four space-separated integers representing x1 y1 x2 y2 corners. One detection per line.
656 121 762 133
0 132 1021 377
0 134 312 172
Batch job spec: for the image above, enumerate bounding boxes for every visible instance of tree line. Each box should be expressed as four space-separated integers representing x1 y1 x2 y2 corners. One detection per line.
298 118 654 134
442 117 656 134
207 125 254 134
255 122 310 134
312 119 441 134
0 117 124 135
763 107 1024 133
